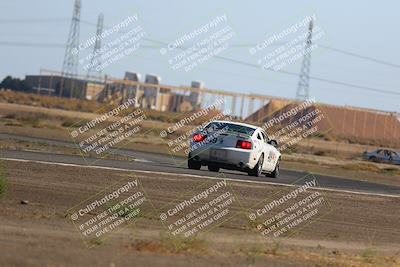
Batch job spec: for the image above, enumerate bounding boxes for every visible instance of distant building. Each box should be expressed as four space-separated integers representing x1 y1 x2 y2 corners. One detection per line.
124 72 140 81
188 81 203 108
24 72 204 113
123 72 141 106
156 88 172 112
169 93 186 112
25 75 87 98
85 82 104 100
143 74 161 109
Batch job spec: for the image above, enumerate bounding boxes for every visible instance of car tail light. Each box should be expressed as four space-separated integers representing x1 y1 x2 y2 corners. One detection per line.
236 140 252 149
193 134 206 142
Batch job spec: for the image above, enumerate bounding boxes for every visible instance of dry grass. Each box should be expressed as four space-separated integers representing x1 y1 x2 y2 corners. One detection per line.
127 233 207 255
0 90 103 112
0 90 222 125
0 161 7 198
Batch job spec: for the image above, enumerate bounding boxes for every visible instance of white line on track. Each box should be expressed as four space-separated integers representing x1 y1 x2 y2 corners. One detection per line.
1 157 399 198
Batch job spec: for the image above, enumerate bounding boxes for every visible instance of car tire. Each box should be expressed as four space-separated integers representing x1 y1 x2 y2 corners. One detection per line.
188 158 201 170
248 154 263 177
369 156 379 163
208 165 220 172
266 160 280 178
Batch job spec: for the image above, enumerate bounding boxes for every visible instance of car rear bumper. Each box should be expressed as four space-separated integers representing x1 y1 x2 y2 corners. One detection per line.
189 147 257 169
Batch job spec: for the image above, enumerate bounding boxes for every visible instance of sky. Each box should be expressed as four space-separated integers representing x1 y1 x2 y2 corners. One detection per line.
1 0 399 113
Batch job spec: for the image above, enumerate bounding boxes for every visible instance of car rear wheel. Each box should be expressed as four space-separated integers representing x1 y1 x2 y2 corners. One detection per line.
208 165 220 172
266 160 280 178
188 158 201 170
369 156 379 163
248 154 263 177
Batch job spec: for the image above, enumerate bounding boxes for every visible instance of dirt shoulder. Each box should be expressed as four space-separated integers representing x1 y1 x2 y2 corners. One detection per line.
0 160 399 267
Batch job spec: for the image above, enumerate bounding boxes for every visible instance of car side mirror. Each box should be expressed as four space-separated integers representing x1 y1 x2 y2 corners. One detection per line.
268 139 279 148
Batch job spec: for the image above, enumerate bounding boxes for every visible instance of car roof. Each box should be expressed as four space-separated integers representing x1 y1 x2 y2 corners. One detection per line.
374 149 400 153
211 120 259 130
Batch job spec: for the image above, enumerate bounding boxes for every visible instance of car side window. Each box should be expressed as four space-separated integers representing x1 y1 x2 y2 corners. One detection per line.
261 131 269 143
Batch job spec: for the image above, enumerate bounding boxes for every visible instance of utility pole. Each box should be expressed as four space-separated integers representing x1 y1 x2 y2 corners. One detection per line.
62 0 81 78
86 13 104 81
296 17 313 100
61 0 81 98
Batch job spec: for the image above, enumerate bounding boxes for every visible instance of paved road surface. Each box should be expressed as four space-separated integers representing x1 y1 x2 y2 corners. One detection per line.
0 133 399 195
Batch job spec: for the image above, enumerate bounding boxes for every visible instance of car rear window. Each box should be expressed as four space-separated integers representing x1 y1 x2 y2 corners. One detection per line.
205 122 255 136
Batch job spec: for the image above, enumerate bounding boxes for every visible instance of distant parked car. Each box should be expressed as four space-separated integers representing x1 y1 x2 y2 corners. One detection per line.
362 149 400 165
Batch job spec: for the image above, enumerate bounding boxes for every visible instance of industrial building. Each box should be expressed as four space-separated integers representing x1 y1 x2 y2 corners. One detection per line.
24 69 278 118
24 70 205 113
25 74 88 99
102 72 205 113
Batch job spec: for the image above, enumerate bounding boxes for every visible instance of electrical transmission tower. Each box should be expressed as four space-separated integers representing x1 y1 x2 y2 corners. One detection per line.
62 0 81 78
296 18 313 100
87 13 104 80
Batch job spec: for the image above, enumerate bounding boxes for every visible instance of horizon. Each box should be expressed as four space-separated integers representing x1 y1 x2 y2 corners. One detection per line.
1 0 399 113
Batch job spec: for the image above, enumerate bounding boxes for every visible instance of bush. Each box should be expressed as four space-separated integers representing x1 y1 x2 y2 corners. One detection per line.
313 150 326 156
0 162 7 197
0 76 32 92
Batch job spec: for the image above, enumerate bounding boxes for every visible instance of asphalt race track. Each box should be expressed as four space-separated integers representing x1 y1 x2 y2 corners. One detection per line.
0 133 399 196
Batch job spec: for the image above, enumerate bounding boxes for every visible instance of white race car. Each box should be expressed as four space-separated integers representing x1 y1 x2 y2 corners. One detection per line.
188 120 281 177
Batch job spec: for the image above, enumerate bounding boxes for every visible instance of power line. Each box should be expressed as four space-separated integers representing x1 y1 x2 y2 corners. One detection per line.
0 42 64 47
139 38 400 97
0 42 171 49
223 43 400 70
3 18 400 96
225 43 400 69
80 20 97 27
5 17 400 70
136 39 400 70
7 38 396 96
0 18 70 23
2 41 399 96
45 18 400 70
72 23 400 97
218 55 400 96
318 45 400 69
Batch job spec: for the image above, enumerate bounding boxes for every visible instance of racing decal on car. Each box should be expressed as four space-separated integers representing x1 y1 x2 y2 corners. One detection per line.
267 151 276 162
